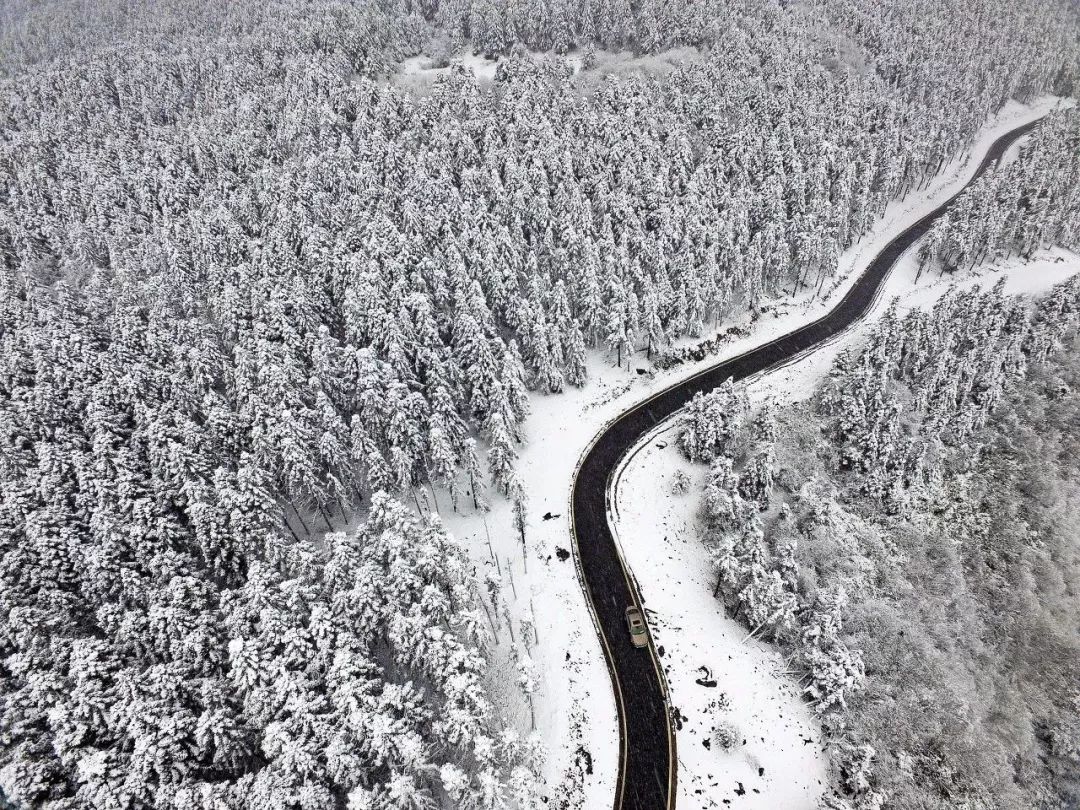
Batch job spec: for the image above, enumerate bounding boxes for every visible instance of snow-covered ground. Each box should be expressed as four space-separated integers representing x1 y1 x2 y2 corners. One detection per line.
394 51 502 88
614 438 827 808
610 241 1080 809
430 94 1073 807
389 44 706 94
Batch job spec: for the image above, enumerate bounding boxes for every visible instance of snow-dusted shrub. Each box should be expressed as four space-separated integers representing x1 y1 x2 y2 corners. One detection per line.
679 381 750 462
671 468 692 494
708 692 732 713
712 721 742 752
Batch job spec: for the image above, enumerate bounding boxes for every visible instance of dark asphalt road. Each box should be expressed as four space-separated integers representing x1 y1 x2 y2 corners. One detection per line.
568 115 1044 810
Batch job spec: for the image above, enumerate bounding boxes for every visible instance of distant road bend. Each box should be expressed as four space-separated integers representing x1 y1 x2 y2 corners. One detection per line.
568 116 1044 810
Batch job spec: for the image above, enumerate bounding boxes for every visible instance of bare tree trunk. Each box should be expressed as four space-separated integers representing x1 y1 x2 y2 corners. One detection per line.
426 479 441 516
504 606 517 643
284 519 303 544
741 605 788 644
518 519 528 574
480 599 500 642
795 263 811 297
290 502 309 535
506 557 518 599
483 515 500 575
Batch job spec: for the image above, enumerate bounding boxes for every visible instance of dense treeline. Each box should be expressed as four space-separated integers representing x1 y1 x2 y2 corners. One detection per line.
920 109 1080 276
818 279 1080 510
2 0 1079 805
685 278 1080 808
2 0 1076 521
1 0 1075 522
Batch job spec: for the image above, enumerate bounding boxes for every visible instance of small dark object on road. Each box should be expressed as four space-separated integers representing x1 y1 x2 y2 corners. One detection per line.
656 441 667 449
802 737 814 746
672 706 686 731
758 767 765 777
735 782 746 796
542 511 561 521
657 645 665 657
696 666 718 688
555 547 570 561
625 606 649 648
636 367 648 375
702 738 711 749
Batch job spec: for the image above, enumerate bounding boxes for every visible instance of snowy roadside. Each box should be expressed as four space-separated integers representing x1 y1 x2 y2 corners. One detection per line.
610 243 1080 809
429 95 1070 805
614 435 828 809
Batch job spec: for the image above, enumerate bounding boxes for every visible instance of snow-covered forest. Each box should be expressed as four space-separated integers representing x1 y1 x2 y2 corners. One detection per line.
2 0 1080 806
684 277 1080 808
919 110 1080 276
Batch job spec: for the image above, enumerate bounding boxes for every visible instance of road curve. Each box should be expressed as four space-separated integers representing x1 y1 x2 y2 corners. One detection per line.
568 115 1044 810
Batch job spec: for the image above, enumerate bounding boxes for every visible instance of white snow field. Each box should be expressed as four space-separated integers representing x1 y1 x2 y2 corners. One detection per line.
433 94 1074 807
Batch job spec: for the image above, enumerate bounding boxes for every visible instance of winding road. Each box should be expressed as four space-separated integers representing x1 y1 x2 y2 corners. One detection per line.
568 115 1044 810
